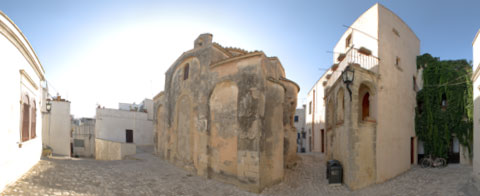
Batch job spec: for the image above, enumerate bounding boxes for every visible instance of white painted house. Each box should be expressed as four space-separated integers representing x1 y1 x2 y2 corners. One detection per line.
305 72 329 153
473 29 480 179
294 106 306 152
42 96 72 156
95 99 154 146
0 11 46 192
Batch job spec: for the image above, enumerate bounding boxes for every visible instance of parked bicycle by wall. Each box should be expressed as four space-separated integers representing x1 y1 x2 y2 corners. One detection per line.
420 155 447 168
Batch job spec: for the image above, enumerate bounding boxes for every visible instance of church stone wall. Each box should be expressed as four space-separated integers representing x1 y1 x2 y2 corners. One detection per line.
154 34 299 193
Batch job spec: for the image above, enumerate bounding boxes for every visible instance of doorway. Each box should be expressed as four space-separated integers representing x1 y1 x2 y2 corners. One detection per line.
321 129 325 153
126 129 133 143
410 137 414 164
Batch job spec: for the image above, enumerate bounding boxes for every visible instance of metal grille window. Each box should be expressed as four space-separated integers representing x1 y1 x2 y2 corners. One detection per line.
74 139 85 147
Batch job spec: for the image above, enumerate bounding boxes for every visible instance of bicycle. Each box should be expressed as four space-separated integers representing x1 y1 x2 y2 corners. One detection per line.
420 155 447 168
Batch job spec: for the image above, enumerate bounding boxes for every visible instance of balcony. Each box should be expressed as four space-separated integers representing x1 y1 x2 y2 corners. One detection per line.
325 47 379 88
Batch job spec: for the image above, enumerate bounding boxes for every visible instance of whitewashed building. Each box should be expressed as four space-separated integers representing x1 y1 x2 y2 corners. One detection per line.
42 96 72 156
473 29 480 179
72 118 95 157
294 106 306 152
95 99 154 146
0 11 46 192
305 72 330 153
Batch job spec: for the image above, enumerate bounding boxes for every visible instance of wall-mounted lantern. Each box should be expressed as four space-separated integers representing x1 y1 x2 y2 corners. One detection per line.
46 100 52 112
342 65 355 101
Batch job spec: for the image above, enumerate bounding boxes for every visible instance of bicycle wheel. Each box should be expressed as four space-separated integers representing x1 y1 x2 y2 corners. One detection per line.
420 158 431 168
438 158 447 168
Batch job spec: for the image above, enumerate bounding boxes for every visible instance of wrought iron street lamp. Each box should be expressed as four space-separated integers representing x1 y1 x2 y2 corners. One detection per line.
342 65 355 101
46 100 52 112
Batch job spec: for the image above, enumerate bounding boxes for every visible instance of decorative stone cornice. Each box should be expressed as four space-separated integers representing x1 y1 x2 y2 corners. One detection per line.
0 11 45 80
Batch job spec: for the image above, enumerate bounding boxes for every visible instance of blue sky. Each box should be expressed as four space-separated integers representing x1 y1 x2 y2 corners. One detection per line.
1 0 479 117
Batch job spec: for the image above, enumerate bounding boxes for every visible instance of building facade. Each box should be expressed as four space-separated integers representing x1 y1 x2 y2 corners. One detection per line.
323 4 420 189
154 34 299 193
473 29 480 179
0 12 46 192
42 96 71 156
95 99 154 146
306 72 330 153
294 106 306 152
72 118 95 157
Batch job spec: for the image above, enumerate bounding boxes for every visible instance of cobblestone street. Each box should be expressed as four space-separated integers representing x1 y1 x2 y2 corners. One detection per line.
2 151 479 196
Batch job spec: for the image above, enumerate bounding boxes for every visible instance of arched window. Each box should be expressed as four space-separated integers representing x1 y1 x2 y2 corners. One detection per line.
362 93 370 120
31 100 36 139
21 95 30 142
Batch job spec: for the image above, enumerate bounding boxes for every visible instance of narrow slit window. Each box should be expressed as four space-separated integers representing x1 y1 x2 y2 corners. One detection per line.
346 34 352 49
183 63 189 80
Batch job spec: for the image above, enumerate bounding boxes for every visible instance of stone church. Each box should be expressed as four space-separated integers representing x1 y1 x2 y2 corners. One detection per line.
153 34 299 192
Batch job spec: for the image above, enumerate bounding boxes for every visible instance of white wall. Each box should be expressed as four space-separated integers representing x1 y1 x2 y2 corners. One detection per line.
0 12 45 192
305 74 327 153
294 108 306 152
376 4 420 183
473 29 480 179
42 101 71 156
95 108 154 146
473 30 480 72
333 4 379 60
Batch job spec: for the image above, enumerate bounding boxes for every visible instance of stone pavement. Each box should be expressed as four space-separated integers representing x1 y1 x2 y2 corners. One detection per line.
2 151 479 196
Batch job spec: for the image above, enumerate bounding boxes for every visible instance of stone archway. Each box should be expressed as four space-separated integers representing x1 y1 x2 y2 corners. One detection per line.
175 95 193 165
208 81 239 177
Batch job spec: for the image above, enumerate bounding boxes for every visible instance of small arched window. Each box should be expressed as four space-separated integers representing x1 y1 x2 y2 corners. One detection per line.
183 63 189 80
362 93 370 121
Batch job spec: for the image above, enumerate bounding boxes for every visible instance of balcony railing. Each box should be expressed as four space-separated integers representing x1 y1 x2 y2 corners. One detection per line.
325 47 379 88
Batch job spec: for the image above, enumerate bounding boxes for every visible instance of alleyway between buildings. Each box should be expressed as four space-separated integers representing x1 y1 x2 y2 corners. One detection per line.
2 149 479 196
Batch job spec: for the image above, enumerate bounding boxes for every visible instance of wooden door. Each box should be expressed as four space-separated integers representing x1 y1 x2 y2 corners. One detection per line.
410 137 414 164
321 129 325 153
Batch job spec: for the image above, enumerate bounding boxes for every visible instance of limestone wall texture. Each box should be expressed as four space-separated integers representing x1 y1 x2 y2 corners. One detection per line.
95 138 136 160
153 34 299 193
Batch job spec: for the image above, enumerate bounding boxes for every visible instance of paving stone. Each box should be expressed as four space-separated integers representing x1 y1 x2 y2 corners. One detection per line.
1 152 478 196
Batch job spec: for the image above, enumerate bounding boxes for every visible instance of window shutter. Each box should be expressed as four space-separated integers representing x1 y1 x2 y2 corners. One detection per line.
21 103 30 142
31 101 36 139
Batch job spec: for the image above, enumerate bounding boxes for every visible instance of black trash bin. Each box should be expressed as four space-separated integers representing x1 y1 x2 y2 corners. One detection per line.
326 160 340 179
329 161 343 184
